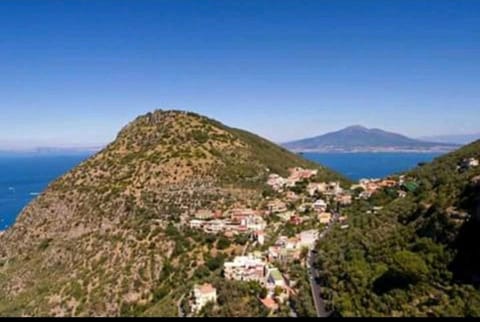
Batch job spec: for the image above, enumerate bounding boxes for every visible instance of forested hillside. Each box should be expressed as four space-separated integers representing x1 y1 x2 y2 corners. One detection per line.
315 140 480 316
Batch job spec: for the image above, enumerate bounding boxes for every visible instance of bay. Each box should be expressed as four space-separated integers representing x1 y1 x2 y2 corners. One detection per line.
303 152 443 181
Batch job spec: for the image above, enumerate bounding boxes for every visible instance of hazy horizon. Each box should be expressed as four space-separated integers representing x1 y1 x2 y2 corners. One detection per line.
1 120 478 151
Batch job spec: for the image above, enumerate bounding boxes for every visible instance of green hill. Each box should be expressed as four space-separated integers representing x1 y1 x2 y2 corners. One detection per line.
0 110 345 316
315 140 480 316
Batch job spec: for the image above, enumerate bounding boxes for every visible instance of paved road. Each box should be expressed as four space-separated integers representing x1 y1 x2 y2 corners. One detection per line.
307 251 329 317
177 293 186 317
307 210 340 317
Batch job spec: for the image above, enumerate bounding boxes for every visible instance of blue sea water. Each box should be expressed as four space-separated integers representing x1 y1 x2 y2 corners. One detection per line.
303 152 443 181
0 154 90 230
0 151 443 231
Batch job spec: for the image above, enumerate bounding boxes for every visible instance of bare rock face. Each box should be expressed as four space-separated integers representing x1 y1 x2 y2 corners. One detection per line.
0 109 342 317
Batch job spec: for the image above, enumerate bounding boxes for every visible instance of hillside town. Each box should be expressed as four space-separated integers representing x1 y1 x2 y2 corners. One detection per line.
181 166 427 316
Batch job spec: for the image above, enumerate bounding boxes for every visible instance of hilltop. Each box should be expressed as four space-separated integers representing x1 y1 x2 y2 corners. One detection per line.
283 125 459 153
0 110 346 316
314 139 480 316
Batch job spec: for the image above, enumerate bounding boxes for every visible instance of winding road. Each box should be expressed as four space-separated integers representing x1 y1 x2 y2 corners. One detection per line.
307 211 340 317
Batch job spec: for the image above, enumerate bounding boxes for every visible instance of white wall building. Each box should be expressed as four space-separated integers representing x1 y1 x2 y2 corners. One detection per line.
192 283 217 313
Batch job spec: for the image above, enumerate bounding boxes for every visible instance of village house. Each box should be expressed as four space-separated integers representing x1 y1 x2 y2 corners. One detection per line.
267 199 288 214
245 215 267 231
192 283 217 313
358 191 372 199
195 209 214 220
267 174 287 191
254 230 265 245
267 267 286 289
224 230 235 238
318 212 332 224
460 157 479 169
335 193 352 205
323 181 344 196
286 191 300 202
277 211 295 222
307 182 327 196
298 229 319 249
224 254 267 283
260 297 279 311
289 214 303 226
378 179 397 188
297 202 311 213
189 219 205 229
203 219 228 234
267 245 301 264
313 199 327 212
288 167 318 181
338 216 348 223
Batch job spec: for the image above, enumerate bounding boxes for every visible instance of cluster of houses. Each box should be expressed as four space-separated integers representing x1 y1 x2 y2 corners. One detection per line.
267 167 318 191
223 249 299 310
351 178 398 199
189 208 267 237
219 229 320 310
350 175 423 199
267 229 319 264
307 181 353 206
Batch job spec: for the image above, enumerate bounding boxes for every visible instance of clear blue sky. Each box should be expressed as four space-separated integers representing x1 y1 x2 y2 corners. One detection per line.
1 0 479 148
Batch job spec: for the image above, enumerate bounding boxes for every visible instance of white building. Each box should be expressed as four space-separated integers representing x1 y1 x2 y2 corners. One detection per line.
255 230 265 245
298 229 319 249
267 267 286 288
313 199 327 212
318 212 332 224
192 283 217 313
267 199 288 214
464 158 479 168
224 254 266 283
189 219 205 229
246 215 267 231
307 182 327 196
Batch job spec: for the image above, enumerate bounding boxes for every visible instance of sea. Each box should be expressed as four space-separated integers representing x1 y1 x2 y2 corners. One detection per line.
303 152 443 181
0 153 91 230
0 151 443 231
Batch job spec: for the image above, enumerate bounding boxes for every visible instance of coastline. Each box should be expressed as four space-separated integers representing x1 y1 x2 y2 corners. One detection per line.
292 148 456 154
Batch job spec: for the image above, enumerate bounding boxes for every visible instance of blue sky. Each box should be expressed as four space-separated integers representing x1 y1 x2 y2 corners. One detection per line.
0 0 479 148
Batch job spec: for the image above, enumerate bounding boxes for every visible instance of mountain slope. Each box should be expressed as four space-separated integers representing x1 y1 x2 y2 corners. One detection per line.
0 110 345 317
315 140 480 316
419 133 480 145
283 125 459 152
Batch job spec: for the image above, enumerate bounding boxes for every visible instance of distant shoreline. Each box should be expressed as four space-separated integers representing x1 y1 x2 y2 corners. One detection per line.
293 148 456 154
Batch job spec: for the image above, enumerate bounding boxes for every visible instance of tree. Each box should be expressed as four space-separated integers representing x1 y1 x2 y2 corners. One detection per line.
216 236 231 250
206 255 224 271
259 287 268 299
194 265 210 279
391 250 429 283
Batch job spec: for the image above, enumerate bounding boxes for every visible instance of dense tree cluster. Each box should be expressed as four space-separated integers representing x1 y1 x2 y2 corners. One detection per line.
316 140 480 317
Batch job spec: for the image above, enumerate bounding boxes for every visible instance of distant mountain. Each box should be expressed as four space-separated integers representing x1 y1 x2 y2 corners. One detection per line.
283 125 460 153
33 146 104 155
419 133 480 145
